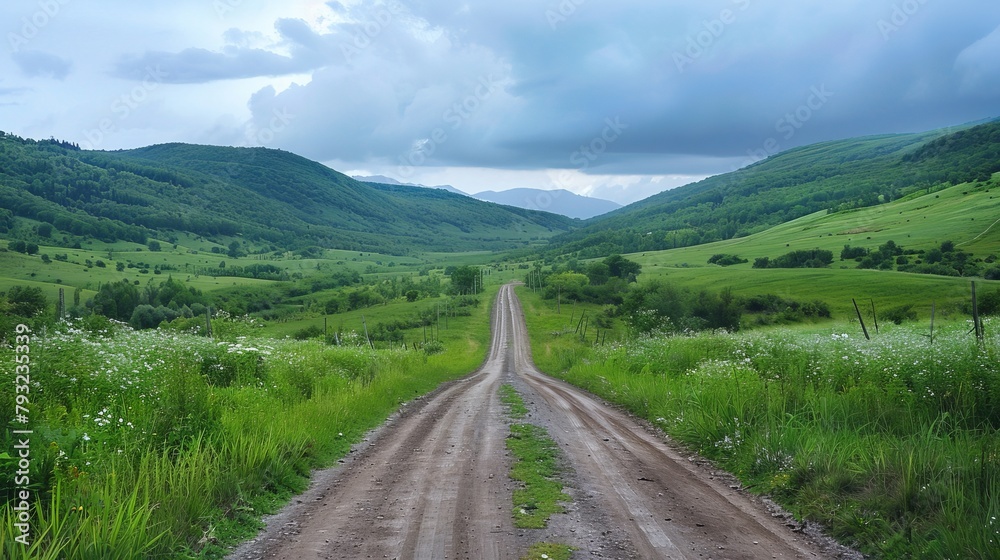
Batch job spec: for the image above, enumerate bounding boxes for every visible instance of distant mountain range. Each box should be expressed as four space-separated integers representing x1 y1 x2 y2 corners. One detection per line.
352 175 468 196
472 188 621 220
353 176 621 219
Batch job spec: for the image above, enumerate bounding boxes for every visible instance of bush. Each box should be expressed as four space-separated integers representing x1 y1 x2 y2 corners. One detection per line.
882 304 918 325
707 254 748 266
423 340 445 355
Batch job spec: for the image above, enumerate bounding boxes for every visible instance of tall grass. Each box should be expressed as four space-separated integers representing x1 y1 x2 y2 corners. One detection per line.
1 308 487 558
521 284 1000 558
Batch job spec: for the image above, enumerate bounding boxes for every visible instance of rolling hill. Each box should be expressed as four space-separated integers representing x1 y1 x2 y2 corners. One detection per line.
0 136 577 255
549 119 1000 257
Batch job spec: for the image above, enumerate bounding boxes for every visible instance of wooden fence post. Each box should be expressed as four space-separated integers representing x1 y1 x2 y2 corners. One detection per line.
853 299 870 341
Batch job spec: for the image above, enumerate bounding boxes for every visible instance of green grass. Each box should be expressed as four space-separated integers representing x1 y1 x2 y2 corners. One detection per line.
500 385 570 530
516 288 625 376
500 384 529 419
624 181 1000 318
0 294 493 558
518 285 1000 558
508 424 569 530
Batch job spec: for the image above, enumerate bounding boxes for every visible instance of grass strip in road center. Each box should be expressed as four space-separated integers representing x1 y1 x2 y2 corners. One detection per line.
499 384 570 530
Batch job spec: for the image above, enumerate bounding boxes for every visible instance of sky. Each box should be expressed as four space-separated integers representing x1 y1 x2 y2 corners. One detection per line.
1 1 999 205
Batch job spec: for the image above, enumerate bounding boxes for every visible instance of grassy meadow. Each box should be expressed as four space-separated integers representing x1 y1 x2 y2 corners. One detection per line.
626 180 1000 318
516 286 1000 558
0 287 494 558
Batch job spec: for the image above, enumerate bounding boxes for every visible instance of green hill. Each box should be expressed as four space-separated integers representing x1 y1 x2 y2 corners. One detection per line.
0 135 577 255
549 119 1000 257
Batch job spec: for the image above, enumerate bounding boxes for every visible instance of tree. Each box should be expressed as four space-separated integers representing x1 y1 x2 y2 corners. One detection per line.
449 266 481 294
405 290 419 302
5 286 47 317
37 223 53 238
545 272 589 302
604 254 641 281
148 240 161 252
91 280 141 321
585 262 611 286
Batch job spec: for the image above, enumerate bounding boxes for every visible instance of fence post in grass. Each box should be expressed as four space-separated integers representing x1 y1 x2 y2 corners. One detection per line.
870 299 879 335
929 301 936 345
57 288 65 321
853 299 870 340
575 311 587 334
206 307 213 339
362 315 374 350
324 316 328 342
972 281 984 345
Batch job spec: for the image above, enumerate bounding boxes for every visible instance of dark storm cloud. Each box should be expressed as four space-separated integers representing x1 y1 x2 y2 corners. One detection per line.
107 1 1000 177
11 50 72 80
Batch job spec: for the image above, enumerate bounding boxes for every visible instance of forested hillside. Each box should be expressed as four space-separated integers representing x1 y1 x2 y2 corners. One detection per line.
549 120 1000 257
0 135 576 254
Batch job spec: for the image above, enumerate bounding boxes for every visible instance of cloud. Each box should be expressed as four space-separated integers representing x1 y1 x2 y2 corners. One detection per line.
112 46 317 84
11 50 72 80
4 0 999 201
956 24 1000 96
232 0 1000 179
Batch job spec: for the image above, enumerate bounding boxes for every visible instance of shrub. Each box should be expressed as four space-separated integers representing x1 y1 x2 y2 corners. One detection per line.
707 254 748 266
882 304 918 324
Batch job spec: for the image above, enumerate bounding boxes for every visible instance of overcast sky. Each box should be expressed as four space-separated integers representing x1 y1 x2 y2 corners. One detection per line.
2 1 998 204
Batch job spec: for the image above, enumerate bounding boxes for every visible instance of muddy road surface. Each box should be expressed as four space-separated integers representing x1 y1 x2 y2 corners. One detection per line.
229 284 855 560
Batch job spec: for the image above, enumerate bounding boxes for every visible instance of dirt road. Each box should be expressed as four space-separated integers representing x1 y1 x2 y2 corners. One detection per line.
229 284 856 559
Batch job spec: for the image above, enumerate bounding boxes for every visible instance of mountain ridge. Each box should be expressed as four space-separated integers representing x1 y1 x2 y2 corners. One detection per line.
0 136 576 255
548 119 1000 257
